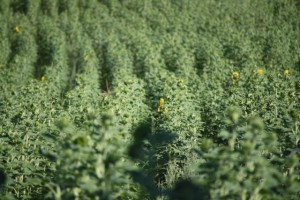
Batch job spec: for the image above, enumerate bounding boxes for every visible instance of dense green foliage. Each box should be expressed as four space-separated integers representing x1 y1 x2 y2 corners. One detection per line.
1 0 300 199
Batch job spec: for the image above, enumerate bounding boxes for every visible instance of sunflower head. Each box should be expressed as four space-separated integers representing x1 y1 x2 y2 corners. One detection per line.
15 25 20 33
157 98 165 112
231 71 240 82
254 68 264 75
159 98 164 106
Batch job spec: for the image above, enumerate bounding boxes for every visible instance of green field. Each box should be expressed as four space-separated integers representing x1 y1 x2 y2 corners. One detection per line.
0 0 300 199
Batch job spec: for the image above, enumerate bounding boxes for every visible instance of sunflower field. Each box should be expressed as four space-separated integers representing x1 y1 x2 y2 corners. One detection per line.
0 0 300 199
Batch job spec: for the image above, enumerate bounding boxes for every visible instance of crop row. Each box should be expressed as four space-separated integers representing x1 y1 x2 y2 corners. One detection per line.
1 0 300 199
